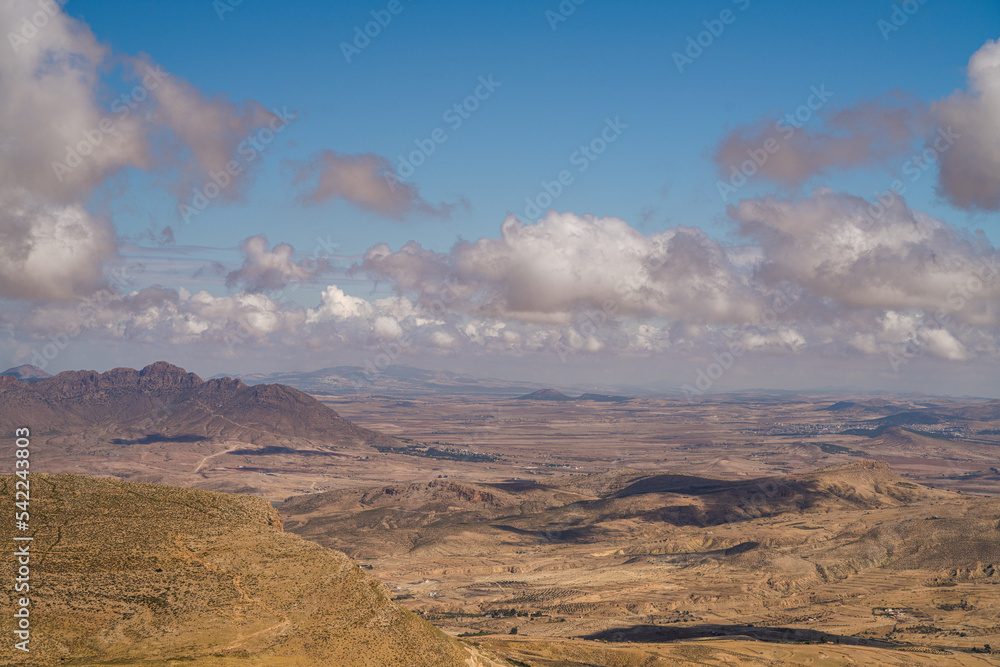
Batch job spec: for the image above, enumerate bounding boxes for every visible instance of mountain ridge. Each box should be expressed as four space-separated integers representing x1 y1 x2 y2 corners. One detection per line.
0 361 392 448
0 363 51 381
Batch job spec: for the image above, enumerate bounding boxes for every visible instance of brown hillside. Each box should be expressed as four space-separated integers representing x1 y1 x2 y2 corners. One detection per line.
0 474 504 666
281 460 1000 662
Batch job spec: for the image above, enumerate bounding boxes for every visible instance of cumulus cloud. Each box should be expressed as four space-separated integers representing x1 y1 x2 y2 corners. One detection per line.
225 236 327 293
0 3 148 202
933 39 1000 210
849 311 975 363
729 189 1000 324
358 212 763 325
288 150 462 220
0 192 117 301
0 1 285 303
306 286 375 322
9 196 999 367
0 1 133 300
713 92 925 186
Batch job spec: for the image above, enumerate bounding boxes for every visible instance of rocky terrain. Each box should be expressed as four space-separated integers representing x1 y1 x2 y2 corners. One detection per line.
0 474 506 666
0 362 399 498
3 361 1000 664
281 461 1000 664
0 361 389 446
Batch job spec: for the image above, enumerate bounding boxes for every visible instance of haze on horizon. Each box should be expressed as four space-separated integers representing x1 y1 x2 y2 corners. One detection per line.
1 0 999 397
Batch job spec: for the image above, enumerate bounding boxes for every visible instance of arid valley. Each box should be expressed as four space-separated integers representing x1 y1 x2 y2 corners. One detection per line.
2 362 1000 665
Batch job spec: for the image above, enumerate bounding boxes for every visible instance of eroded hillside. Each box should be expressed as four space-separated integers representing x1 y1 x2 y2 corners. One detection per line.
282 461 1000 664
0 474 505 666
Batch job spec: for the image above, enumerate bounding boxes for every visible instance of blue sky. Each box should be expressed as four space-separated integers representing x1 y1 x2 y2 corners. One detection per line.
74 0 1000 255
2 0 1000 395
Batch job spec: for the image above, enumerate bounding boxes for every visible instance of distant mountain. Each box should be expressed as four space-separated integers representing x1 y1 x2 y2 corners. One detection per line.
577 392 631 403
517 388 573 401
0 361 392 448
0 364 51 381
948 399 1000 421
868 410 945 427
516 389 631 402
217 364 549 397
819 399 925 416
823 400 860 411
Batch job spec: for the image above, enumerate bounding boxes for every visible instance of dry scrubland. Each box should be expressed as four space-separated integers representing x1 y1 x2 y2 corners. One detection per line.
0 474 506 666
280 460 1000 664
321 393 1000 497
4 466 993 665
5 365 1000 664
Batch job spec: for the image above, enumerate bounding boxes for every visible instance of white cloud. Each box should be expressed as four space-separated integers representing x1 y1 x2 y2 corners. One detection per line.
288 150 462 220
730 189 1000 322
359 211 762 325
306 286 374 323
430 330 456 348
372 316 403 340
0 193 116 300
0 2 285 304
933 39 1000 210
226 236 326 293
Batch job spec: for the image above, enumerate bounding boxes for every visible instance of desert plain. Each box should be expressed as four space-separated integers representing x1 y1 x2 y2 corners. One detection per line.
3 363 1000 665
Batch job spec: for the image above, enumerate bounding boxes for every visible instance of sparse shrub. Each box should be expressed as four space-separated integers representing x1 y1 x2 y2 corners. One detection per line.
509 626 518 635
927 579 958 587
903 624 942 634
938 600 972 611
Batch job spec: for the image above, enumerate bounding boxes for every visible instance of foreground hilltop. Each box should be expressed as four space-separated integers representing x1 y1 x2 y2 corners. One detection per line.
0 474 504 666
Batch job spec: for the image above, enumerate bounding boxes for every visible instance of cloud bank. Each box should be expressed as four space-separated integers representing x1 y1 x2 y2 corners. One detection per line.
9 209 997 371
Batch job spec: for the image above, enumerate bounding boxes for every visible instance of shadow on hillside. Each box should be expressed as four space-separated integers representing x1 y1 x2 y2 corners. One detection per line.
608 476 842 526
485 481 552 493
583 624 904 648
624 541 761 565
612 474 758 497
492 523 600 543
229 446 342 456
111 434 208 445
